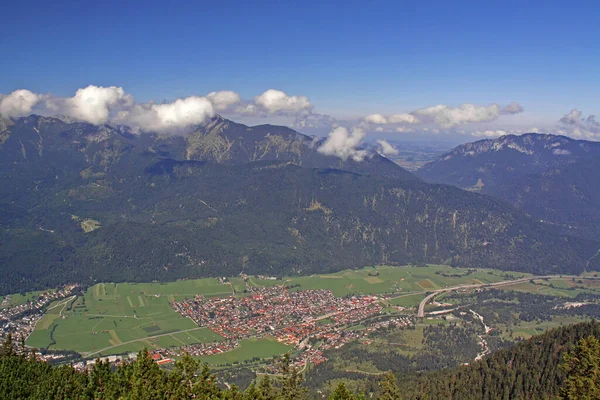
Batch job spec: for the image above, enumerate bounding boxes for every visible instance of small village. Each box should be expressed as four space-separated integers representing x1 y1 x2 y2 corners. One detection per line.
172 285 382 341
0 285 78 342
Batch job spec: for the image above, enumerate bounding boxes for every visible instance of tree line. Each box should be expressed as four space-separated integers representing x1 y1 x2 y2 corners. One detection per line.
3 321 600 399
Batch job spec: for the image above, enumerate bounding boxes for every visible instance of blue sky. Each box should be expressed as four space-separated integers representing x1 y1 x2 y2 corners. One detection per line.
1 0 599 141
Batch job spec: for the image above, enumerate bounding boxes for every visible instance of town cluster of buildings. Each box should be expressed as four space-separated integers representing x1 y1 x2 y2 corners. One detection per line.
0 285 78 341
172 285 382 343
171 284 416 370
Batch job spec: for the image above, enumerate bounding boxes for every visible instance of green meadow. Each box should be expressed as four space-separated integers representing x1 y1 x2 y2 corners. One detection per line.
199 338 292 366
27 280 229 356
250 265 529 297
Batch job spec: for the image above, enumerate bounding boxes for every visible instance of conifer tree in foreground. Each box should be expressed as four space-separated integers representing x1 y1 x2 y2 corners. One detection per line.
561 335 600 400
379 373 401 400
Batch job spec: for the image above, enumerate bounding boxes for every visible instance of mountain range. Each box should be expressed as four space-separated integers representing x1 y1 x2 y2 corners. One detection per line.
419 133 600 240
0 116 598 295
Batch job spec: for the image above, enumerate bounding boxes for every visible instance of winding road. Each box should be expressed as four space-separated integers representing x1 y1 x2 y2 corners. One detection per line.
417 276 563 318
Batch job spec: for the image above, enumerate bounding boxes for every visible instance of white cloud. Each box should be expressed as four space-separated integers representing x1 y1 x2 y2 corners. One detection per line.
235 103 258 115
206 91 241 111
376 139 399 156
414 103 505 128
46 85 134 125
363 112 419 125
387 113 420 124
559 109 584 126
0 89 44 117
0 86 536 142
2 85 216 132
362 103 522 130
318 126 368 162
558 109 600 140
116 96 214 132
364 114 388 124
254 89 312 114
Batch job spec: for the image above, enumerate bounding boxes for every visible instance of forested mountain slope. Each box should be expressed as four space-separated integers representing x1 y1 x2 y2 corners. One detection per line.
418 133 600 239
400 320 600 399
0 117 599 295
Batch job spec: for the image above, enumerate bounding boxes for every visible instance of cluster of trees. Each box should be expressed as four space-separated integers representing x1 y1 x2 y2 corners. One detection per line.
446 289 600 328
0 334 399 399
3 322 600 399
308 321 481 389
399 321 600 399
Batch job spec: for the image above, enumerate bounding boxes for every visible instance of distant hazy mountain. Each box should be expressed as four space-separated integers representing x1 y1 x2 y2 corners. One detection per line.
0 118 598 295
418 133 600 239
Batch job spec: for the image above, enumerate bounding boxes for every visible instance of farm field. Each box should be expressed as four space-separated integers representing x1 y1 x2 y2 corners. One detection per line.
387 293 428 308
199 338 292 366
495 277 600 298
251 265 530 297
500 316 588 340
26 281 226 356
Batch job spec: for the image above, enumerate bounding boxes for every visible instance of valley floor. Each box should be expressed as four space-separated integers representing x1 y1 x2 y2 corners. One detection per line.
3 265 600 391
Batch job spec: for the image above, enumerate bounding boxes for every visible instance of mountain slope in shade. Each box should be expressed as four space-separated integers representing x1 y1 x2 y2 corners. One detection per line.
418 133 600 239
0 117 599 295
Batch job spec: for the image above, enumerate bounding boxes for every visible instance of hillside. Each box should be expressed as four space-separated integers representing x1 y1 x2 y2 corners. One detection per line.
136 115 418 181
0 117 599 295
400 320 600 399
418 133 600 239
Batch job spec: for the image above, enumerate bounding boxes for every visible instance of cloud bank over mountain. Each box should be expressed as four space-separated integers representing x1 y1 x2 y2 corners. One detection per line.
1 85 597 146
0 86 314 132
558 109 600 140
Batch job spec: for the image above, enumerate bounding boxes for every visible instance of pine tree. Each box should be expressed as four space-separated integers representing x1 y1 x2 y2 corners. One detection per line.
1 334 14 357
128 349 166 399
256 375 277 399
244 381 261 399
561 335 600 400
278 353 308 400
379 373 402 400
329 381 355 400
